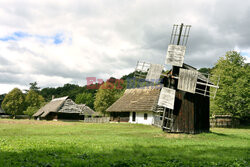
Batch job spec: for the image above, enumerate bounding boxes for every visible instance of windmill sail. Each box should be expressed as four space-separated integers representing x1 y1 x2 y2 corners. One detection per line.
177 68 198 93
157 87 176 110
145 64 164 83
165 45 186 67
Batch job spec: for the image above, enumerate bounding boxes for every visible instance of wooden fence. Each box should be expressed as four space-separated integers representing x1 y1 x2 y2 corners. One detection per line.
83 117 110 123
210 115 240 128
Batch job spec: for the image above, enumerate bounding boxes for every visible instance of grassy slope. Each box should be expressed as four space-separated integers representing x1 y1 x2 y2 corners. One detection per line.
0 119 249 167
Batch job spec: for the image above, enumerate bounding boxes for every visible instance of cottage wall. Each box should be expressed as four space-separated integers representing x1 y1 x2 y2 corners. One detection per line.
129 111 154 125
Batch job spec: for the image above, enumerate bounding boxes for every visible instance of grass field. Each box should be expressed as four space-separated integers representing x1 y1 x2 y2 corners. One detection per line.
0 119 249 167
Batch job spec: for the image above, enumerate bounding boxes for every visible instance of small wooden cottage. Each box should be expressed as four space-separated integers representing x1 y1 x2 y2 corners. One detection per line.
107 87 161 125
33 96 97 120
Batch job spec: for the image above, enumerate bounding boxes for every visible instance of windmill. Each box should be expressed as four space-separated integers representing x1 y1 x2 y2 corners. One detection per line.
133 23 220 133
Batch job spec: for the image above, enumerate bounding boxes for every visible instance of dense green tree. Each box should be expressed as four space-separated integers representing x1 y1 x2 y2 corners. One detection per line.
24 106 39 119
40 84 94 102
198 68 211 74
24 82 41 93
121 71 135 80
24 89 45 118
211 51 250 120
25 90 45 108
94 81 125 115
0 94 6 106
2 88 25 117
29 82 40 92
75 92 94 109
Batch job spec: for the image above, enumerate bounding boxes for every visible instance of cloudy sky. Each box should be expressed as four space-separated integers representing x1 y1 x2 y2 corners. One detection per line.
0 0 249 94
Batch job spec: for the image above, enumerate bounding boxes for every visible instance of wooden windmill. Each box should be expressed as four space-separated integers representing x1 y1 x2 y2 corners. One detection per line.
133 23 220 133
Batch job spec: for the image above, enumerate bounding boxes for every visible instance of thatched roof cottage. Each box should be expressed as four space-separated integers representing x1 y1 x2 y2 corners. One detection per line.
33 96 98 120
106 87 161 125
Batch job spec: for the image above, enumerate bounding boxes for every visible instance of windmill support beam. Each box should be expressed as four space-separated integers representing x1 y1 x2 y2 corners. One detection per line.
171 76 219 89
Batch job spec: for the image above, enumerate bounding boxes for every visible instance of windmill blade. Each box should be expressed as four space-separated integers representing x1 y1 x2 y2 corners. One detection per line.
194 72 220 99
165 24 191 67
170 24 191 46
172 69 220 98
157 87 176 110
177 68 198 93
165 44 186 67
145 64 164 83
134 61 151 79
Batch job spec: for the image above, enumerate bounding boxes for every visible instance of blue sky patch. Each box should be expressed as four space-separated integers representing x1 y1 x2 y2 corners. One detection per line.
53 34 64 44
0 31 64 45
13 32 30 38
241 52 250 57
0 36 16 41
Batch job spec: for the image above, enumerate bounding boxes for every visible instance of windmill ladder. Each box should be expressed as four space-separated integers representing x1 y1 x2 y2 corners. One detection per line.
162 108 174 131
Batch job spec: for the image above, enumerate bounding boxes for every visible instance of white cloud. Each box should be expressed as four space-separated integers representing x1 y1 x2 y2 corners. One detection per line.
0 0 250 94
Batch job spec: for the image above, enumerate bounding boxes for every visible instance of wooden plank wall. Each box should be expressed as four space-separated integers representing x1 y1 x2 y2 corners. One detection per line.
172 90 195 133
171 89 210 134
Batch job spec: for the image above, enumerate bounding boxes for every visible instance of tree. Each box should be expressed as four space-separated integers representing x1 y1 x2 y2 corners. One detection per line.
0 94 6 106
94 81 125 115
24 90 45 118
40 84 89 102
211 51 250 120
29 82 40 92
24 82 41 93
75 92 94 109
24 106 39 119
198 68 211 74
25 90 45 108
2 88 25 117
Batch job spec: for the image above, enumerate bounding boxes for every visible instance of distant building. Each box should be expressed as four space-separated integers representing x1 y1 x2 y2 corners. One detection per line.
33 96 98 120
107 87 160 125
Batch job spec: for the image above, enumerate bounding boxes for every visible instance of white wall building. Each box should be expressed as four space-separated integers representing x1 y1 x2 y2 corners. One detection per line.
107 87 161 125
129 111 154 125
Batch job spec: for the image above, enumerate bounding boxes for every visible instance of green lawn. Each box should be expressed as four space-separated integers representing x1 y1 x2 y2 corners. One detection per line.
0 119 249 167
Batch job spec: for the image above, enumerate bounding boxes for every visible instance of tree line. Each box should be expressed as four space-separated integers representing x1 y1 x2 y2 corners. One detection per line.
0 51 249 121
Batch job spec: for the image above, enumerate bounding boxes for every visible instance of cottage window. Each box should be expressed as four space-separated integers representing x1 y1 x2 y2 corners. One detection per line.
144 113 148 120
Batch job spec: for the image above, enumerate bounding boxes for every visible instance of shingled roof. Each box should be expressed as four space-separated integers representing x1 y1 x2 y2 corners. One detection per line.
106 87 161 112
78 104 97 116
58 99 96 116
33 96 97 118
33 96 68 118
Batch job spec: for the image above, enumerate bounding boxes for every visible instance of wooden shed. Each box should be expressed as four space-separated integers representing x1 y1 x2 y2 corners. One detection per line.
33 96 98 120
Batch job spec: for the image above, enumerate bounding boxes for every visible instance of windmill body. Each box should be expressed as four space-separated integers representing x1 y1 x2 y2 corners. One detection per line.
107 23 219 134
134 23 219 133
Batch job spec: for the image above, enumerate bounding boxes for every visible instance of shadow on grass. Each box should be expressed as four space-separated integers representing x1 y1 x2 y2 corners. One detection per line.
209 131 228 136
209 130 250 140
0 144 249 167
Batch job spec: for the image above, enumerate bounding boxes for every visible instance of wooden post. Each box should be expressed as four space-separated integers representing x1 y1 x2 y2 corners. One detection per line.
161 107 166 130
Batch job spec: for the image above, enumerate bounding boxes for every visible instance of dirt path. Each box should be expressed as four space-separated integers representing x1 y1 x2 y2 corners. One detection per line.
0 119 72 125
